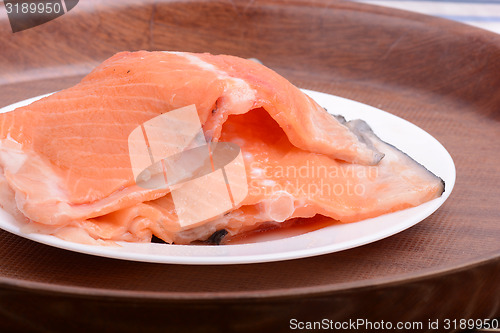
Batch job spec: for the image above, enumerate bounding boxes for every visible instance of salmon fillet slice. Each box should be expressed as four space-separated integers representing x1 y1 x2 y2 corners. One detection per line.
15 107 444 245
0 51 443 245
0 51 381 229
172 109 445 244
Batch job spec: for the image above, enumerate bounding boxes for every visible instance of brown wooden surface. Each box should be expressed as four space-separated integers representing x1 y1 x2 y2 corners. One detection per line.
0 0 499 332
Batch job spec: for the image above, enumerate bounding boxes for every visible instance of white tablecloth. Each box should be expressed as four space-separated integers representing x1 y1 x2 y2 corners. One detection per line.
355 0 500 34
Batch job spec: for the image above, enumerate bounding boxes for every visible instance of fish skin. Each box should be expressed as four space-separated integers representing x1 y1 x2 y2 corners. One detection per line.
345 118 445 195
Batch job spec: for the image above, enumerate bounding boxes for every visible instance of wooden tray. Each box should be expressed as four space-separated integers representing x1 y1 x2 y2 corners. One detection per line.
0 0 499 331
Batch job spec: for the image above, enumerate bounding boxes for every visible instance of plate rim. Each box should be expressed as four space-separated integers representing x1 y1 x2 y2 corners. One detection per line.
0 89 456 265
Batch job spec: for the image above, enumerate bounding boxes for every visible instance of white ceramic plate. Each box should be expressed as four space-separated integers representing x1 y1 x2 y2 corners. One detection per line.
0 89 455 264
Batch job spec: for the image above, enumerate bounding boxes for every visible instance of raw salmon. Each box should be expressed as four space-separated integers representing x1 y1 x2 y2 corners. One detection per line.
37 106 443 245
0 51 444 245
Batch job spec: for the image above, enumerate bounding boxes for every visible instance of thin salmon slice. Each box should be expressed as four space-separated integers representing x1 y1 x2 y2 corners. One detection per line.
0 51 443 245
0 51 381 228
14 107 443 245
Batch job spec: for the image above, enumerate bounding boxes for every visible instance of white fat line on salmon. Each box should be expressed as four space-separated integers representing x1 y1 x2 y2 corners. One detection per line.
264 190 295 222
0 144 71 223
164 51 257 112
0 145 26 174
